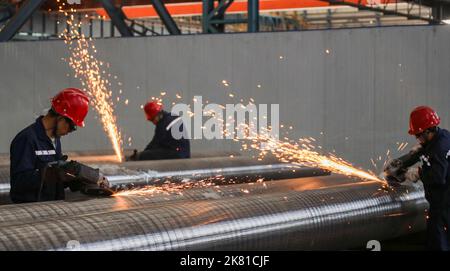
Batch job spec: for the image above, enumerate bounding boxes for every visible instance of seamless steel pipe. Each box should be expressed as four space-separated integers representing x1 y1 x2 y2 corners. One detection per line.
0 175 352 227
0 157 328 205
0 178 427 251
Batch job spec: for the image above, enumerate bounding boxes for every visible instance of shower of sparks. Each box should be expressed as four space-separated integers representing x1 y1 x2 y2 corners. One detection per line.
110 88 385 196
152 96 164 104
217 91 385 183
112 175 267 197
59 6 123 162
113 183 187 197
246 129 384 183
157 92 385 184
397 142 409 152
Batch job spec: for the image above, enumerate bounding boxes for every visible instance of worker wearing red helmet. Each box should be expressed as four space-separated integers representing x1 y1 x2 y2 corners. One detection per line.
9 88 89 203
386 106 450 250
126 101 190 161
410 106 450 250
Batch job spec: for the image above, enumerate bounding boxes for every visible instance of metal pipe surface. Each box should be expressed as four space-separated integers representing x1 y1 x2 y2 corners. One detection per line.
0 176 427 251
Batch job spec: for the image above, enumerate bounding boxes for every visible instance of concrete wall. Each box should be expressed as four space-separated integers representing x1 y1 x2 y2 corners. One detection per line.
1 25 449 169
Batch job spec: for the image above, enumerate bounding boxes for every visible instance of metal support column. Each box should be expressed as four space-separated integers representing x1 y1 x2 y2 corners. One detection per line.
150 0 181 35
203 0 259 33
0 3 15 24
248 0 259 32
204 0 242 33
202 0 214 33
0 0 46 42
432 4 443 21
100 0 133 37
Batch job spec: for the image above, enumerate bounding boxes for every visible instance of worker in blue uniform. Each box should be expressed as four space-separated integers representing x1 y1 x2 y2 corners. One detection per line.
126 101 190 161
385 106 450 250
10 88 89 203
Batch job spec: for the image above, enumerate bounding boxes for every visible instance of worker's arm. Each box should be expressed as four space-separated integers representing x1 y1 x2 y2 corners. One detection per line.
10 135 41 192
422 142 449 186
384 146 422 184
143 133 174 151
144 116 183 151
144 136 158 151
164 120 189 152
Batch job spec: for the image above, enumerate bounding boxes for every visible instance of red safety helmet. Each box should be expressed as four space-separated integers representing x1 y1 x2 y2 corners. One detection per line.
51 88 89 127
144 101 163 121
408 106 440 135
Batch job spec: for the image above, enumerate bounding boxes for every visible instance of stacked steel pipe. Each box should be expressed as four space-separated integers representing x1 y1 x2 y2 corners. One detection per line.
0 176 427 250
0 155 429 250
0 156 327 204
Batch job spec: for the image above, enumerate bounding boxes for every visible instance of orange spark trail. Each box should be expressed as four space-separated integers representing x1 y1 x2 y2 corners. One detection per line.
246 127 385 183
59 8 123 162
112 178 221 197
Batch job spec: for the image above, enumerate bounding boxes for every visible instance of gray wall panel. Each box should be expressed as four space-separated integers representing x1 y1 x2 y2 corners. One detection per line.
1 25 449 169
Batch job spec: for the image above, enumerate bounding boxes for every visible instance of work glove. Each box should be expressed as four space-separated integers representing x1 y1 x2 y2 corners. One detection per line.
383 159 403 185
66 179 83 192
80 176 113 196
125 149 140 161
41 166 61 185
66 170 110 194
385 174 405 187
404 167 420 183
42 158 85 184
58 160 82 176
383 158 402 175
41 163 74 184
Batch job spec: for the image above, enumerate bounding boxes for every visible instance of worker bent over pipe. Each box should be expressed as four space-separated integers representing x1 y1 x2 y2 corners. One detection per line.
126 101 190 161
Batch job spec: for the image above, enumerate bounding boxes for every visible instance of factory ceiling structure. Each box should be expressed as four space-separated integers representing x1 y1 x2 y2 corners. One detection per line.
1 0 450 41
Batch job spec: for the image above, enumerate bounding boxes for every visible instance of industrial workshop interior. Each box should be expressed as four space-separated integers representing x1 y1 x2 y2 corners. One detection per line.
0 0 450 261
